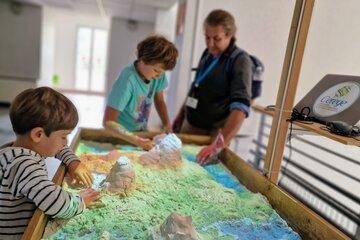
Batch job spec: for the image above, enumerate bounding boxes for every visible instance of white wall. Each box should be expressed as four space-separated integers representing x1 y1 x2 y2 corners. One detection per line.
145 2 179 130
166 0 202 119
40 6 110 89
0 1 41 102
105 18 154 95
38 7 55 87
297 0 360 101
154 3 178 42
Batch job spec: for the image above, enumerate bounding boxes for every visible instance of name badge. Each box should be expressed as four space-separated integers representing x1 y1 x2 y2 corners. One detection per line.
186 97 198 109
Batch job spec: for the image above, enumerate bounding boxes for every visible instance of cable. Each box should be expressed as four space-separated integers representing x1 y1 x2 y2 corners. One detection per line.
279 106 315 183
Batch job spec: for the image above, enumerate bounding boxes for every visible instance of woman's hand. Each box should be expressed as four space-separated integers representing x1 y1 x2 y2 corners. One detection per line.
196 132 225 166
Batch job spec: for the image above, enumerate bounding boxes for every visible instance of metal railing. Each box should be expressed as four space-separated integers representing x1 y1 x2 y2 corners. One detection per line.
233 110 360 240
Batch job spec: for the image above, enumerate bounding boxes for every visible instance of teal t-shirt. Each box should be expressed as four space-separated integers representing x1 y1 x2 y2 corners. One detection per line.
107 62 168 131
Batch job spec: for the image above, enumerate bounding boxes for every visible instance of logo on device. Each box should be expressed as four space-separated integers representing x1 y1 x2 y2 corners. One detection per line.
313 81 360 117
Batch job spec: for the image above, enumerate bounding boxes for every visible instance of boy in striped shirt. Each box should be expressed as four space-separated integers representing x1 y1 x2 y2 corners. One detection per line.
0 87 99 239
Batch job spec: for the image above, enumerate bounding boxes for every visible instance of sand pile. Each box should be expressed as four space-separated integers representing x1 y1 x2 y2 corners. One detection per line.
139 134 183 170
102 156 136 191
79 150 122 173
150 212 201 240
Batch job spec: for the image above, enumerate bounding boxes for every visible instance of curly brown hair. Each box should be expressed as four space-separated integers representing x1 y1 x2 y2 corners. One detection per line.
10 87 78 136
136 35 178 70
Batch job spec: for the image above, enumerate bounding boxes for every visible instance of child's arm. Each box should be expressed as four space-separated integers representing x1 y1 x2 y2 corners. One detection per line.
103 106 121 126
55 146 78 166
103 106 154 150
154 90 172 133
104 120 154 150
10 159 99 218
55 147 93 187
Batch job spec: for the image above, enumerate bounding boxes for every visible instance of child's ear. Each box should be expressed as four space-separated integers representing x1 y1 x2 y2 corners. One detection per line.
29 127 46 143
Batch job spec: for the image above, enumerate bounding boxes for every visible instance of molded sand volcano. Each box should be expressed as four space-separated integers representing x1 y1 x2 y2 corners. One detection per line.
139 134 183 169
102 156 136 191
150 212 201 240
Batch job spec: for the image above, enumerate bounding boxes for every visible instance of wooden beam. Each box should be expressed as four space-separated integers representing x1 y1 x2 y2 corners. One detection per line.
79 128 212 146
221 148 350 240
293 121 360 146
252 105 360 146
252 104 274 116
263 0 315 183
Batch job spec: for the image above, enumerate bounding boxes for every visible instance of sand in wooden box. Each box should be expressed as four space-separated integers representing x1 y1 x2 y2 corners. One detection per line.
42 138 300 240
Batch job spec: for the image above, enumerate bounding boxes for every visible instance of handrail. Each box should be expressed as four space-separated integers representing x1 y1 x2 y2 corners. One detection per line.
280 168 360 225
252 139 360 183
293 136 360 166
251 139 360 204
244 108 360 238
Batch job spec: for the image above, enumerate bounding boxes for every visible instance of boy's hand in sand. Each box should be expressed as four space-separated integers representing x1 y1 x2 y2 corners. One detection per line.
68 161 93 187
137 137 155 151
79 188 100 207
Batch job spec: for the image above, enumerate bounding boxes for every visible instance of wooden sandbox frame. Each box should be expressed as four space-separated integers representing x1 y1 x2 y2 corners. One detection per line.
21 0 353 238
21 128 350 240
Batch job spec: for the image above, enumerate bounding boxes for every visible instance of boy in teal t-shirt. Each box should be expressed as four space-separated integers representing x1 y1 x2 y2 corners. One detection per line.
107 64 168 131
103 35 178 150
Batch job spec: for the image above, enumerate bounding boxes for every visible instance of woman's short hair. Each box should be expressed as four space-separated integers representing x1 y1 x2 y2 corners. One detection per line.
136 35 178 70
10 87 78 136
204 9 237 37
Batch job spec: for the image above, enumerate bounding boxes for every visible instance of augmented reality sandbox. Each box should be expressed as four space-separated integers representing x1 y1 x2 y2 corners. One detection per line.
42 135 300 240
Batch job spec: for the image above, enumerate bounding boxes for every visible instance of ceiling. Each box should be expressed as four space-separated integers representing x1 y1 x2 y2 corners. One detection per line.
16 0 178 22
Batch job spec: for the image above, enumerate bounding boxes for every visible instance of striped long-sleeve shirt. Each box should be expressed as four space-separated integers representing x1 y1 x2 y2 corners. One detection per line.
0 144 85 240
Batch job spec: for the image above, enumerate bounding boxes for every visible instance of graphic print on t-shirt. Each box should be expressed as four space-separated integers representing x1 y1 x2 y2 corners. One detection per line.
136 96 151 130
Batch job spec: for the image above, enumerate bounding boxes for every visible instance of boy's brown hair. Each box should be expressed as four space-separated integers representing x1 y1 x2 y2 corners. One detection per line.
10 87 78 136
136 35 178 70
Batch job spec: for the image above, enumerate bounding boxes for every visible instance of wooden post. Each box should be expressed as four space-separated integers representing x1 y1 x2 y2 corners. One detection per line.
263 0 315 183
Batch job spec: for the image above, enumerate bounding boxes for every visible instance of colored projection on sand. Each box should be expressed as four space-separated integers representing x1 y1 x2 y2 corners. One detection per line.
43 141 300 240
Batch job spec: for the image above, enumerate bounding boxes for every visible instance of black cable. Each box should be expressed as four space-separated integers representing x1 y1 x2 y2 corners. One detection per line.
280 106 314 183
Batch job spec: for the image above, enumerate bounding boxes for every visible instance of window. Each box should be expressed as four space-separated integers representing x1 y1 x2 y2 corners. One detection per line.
75 27 108 92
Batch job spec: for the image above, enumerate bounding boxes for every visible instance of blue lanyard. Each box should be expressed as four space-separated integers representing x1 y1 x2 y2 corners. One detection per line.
194 57 219 87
